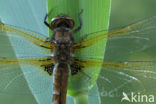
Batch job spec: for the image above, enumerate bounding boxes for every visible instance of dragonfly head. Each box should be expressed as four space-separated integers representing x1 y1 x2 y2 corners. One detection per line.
51 14 75 30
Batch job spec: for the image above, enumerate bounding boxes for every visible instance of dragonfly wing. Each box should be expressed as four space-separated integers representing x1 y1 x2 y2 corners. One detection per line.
0 57 54 94
96 60 156 103
0 21 54 50
73 16 156 50
0 57 54 66
74 58 156 99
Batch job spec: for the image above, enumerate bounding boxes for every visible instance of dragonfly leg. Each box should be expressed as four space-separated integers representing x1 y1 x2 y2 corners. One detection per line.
44 14 51 29
44 9 54 30
72 9 83 33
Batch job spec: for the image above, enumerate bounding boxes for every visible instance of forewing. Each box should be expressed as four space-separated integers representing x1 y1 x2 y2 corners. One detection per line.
73 16 156 51
0 21 54 50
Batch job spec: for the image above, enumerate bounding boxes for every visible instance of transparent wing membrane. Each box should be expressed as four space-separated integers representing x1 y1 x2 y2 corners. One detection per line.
73 16 156 49
74 58 156 73
0 57 54 94
75 58 156 98
0 64 53 94
0 57 53 66
0 21 54 50
96 61 156 99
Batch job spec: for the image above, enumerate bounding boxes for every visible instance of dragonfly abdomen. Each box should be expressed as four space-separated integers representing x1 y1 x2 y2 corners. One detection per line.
52 63 69 104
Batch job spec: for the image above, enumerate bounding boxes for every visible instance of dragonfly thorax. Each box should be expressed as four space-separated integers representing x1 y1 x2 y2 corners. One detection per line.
52 30 73 41
52 31 74 64
53 42 73 63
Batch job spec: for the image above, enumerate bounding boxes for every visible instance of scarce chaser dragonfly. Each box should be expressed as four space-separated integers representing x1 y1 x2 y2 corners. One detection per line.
0 9 156 104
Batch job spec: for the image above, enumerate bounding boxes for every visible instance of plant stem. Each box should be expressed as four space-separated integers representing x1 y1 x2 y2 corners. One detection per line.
74 93 88 104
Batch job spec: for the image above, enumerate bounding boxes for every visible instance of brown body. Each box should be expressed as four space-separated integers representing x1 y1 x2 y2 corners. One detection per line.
44 10 83 104
53 63 69 104
52 30 73 104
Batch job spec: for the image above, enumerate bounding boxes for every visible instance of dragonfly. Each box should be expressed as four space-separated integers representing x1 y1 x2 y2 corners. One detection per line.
0 9 156 104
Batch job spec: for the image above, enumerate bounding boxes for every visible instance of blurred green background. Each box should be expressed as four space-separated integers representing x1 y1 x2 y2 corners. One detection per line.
0 0 156 104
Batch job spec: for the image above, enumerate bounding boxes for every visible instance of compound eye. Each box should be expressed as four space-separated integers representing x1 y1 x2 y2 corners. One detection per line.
51 19 60 29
